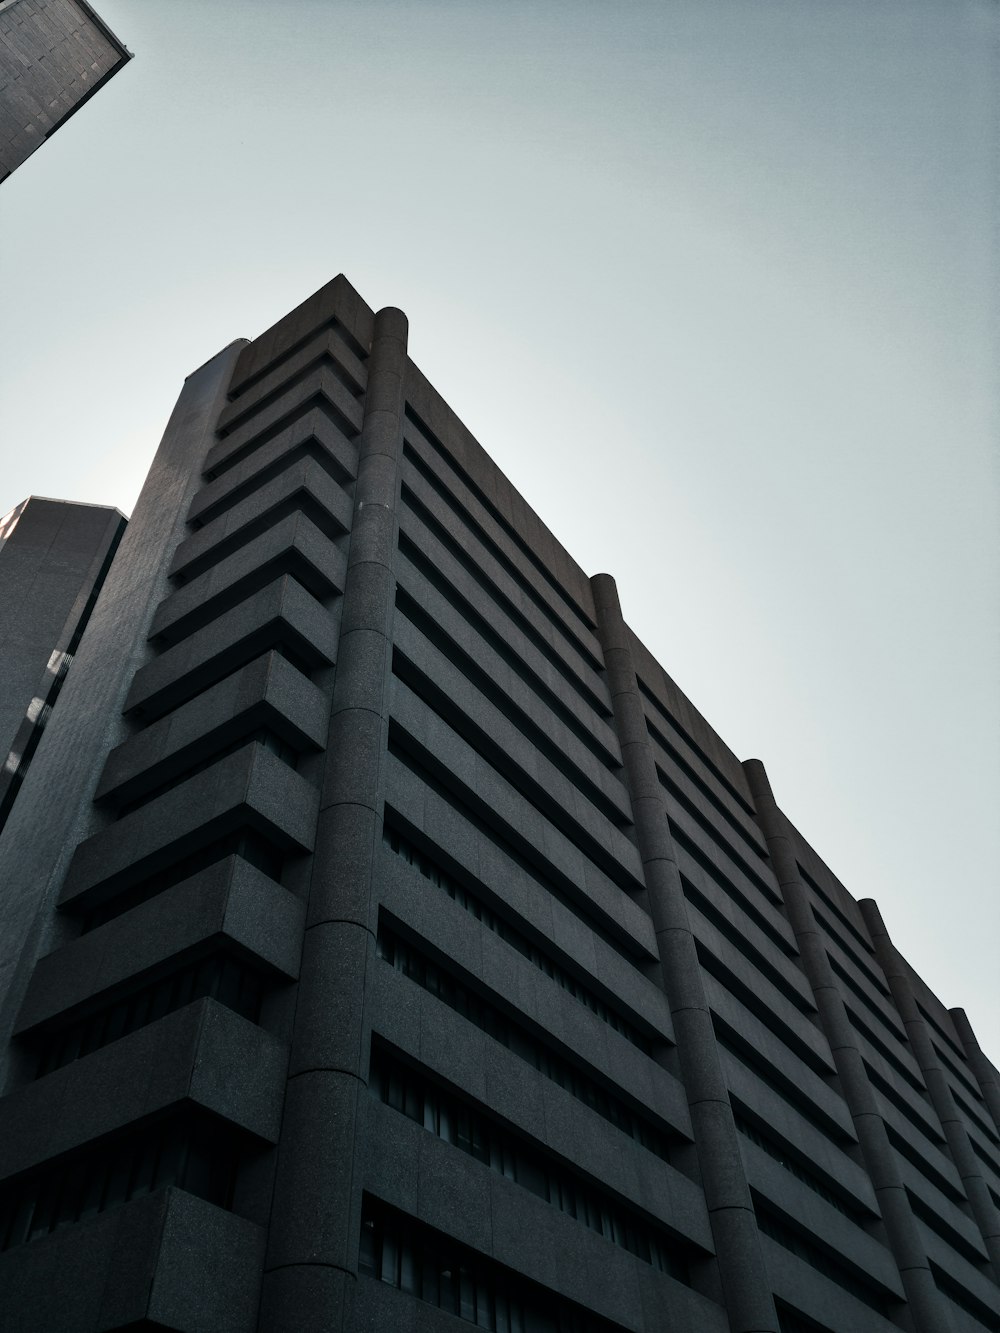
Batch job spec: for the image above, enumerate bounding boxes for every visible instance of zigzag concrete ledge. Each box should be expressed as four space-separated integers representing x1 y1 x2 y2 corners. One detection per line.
0 276 997 1333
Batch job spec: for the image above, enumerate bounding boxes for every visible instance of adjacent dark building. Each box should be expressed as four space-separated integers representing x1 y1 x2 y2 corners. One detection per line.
0 495 125 834
0 276 997 1333
0 0 130 183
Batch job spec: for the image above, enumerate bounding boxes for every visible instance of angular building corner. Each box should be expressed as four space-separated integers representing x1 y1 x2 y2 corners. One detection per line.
0 275 997 1333
0 0 131 184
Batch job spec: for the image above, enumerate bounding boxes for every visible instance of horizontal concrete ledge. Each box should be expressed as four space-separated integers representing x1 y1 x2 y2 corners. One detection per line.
0 1187 265 1333
125 575 337 722
97 650 327 808
16 857 303 1036
190 407 359 532
228 274 373 397
60 743 318 913
218 325 366 435
150 512 347 647
0 999 287 1183
170 456 354 582
206 366 362 478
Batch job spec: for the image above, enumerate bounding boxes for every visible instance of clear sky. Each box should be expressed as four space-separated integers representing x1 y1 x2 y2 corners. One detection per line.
2 0 997 1062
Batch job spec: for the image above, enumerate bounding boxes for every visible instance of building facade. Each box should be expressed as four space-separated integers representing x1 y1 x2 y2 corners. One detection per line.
0 0 130 183
0 496 125 836
0 276 997 1333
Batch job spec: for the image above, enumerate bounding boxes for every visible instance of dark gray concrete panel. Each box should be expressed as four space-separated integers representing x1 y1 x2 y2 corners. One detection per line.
367 965 711 1251
171 455 354 581
697 940 836 1081
0 343 245 1091
654 744 771 879
403 361 597 630
643 716 769 864
951 1008 1000 1136
396 547 622 770
0 498 124 771
16 856 302 1035
376 832 669 1042
0 998 286 1181
219 324 366 435
0 1188 264 1333
628 625 753 809
379 873 690 1138
394 609 630 825
124 575 337 721
400 475 609 716
859 905 1000 1278
784 820 875 947
674 839 798 969
892 1149 993 1259
0 499 125 836
384 748 657 967
59 742 318 911
917 1219 999 1315
389 682 647 923
97 650 327 807
759 1235 903 1333
0 0 131 182
364 1102 718 1332
740 1138 904 1297
228 274 375 398
681 873 814 1014
391 660 642 892
402 419 604 669
191 406 359 527
723 1055 874 1205
150 512 346 646
661 785 784 912
208 365 363 479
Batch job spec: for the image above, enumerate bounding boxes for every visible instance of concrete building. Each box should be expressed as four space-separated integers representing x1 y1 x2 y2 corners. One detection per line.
0 276 997 1333
0 496 125 835
0 0 130 183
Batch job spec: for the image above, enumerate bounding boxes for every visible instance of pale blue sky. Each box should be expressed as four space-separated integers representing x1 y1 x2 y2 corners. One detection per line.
2 0 997 1059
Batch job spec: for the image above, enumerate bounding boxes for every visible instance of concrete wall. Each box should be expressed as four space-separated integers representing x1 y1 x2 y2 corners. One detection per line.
0 0 130 181
0 276 997 1333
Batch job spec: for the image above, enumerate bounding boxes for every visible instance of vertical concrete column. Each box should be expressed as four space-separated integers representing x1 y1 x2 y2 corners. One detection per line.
743 759 953 1333
591 574 778 1333
859 898 1000 1279
949 1007 1000 1136
259 308 408 1333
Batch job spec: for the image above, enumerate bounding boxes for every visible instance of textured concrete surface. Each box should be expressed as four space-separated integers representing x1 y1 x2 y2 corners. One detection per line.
1 276 997 1333
0 0 130 181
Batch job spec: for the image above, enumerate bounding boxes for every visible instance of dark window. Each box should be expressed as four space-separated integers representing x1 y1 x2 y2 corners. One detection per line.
360 1195 629 1332
377 923 676 1163
371 1044 692 1282
33 953 265 1078
383 824 652 1053
0 1114 241 1252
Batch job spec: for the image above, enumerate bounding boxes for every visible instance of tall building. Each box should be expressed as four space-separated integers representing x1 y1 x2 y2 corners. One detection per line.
0 276 997 1333
0 0 131 184
0 496 125 835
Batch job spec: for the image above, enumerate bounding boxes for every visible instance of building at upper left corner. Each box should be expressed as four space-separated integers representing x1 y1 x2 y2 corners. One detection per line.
0 0 131 184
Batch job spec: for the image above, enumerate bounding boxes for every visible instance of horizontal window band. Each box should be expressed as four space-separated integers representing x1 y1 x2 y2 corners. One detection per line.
377 920 678 1164
371 1042 694 1282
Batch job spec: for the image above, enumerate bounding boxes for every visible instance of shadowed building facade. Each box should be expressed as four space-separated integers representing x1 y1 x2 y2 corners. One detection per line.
0 0 130 183
0 277 997 1333
0 496 125 835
